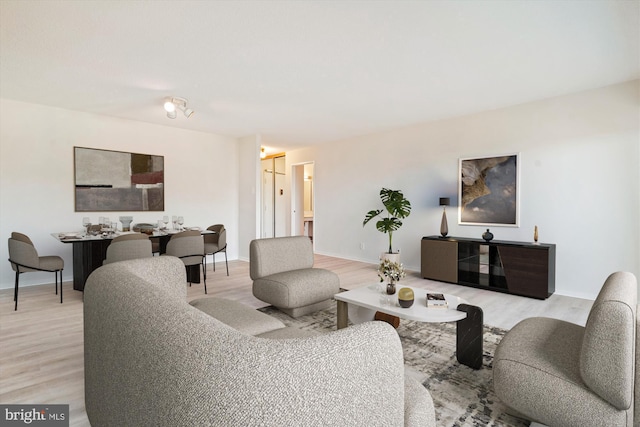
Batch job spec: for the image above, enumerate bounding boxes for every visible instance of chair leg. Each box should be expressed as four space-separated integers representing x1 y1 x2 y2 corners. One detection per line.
59 270 63 304
14 271 19 311
202 262 207 294
212 253 216 272
224 250 228 276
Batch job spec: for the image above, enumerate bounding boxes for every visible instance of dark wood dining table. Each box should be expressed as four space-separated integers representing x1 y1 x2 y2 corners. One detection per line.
52 229 213 291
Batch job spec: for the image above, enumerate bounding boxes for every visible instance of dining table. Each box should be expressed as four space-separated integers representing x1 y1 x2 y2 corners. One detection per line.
52 228 213 291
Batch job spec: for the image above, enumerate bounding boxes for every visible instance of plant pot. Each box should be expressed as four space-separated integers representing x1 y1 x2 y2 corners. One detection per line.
381 252 400 264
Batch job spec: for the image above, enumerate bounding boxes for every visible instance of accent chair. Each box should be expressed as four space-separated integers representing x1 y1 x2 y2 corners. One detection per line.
493 271 638 426
7 231 64 311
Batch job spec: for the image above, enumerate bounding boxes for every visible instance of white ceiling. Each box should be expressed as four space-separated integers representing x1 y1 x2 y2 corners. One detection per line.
1 0 638 152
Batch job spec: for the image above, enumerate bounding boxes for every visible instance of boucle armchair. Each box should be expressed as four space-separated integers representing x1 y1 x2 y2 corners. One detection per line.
493 271 638 426
84 257 435 426
250 236 340 317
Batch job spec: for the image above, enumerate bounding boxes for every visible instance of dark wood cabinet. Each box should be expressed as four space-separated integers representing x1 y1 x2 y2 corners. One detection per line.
421 236 555 299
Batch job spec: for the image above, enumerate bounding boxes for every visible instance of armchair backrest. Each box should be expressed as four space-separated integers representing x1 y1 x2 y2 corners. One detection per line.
580 271 637 412
249 236 314 280
217 228 226 249
166 230 204 258
8 233 39 271
205 224 226 249
104 234 152 265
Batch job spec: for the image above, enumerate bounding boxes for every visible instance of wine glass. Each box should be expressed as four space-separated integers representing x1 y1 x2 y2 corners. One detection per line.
172 216 177 230
82 217 91 235
177 216 184 231
162 216 169 230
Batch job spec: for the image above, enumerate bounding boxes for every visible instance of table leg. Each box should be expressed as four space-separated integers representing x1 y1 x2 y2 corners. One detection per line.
456 304 483 370
337 300 348 329
186 265 201 283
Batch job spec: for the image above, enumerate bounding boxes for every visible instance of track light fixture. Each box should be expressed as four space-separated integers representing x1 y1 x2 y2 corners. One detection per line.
163 97 194 119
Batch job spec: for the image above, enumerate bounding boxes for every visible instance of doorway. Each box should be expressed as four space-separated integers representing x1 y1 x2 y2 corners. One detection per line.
291 162 314 242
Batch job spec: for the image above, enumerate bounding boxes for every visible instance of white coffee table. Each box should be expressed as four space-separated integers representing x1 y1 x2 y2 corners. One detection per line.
334 284 467 328
334 284 484 369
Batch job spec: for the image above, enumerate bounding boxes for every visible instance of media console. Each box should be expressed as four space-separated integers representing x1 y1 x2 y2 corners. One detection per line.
421 236 555 299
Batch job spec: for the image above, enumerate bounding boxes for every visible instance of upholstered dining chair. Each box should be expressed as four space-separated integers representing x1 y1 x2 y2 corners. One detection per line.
7 232 64 311
204 224 228 276
163 230 207 293
103 233 153 265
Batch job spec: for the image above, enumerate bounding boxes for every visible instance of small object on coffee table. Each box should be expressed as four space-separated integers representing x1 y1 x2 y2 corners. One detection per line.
398 287 414 308
427 293 448 308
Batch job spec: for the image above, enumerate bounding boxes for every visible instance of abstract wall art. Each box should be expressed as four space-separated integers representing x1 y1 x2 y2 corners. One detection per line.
458 153 519 227
74 147 164 212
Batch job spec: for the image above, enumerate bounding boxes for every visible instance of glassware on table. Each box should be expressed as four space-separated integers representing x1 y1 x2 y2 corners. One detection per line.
177 216 184 231
172 216 177 230
119 216 133 232
82 217 91 235
162 216 169 230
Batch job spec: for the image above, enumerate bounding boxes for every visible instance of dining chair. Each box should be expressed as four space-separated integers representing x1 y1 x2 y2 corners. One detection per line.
7 232 64 311
204 224 228 276
103 233 153 265
164 230 207 293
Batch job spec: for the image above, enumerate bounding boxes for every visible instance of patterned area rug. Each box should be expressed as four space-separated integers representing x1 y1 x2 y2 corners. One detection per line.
260 305 530 427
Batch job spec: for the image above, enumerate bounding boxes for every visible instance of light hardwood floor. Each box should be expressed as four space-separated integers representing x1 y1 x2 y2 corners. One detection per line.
0 255 593 426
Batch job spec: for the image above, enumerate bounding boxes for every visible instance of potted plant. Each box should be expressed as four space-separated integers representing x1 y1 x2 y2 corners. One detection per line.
363 188 411 260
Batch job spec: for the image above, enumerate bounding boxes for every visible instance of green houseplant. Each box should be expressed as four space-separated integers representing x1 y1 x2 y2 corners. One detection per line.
363 188 412 254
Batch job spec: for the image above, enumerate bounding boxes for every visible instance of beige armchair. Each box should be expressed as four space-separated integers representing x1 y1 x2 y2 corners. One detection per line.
250 236 340 318
164 230 206 293
204 224 228 275
493 271 638 426
84 257 436 426
8 231 64 310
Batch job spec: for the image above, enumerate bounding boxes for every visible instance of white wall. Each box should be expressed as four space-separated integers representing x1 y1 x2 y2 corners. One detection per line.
0 99 239 289
286 80 640 300
237 134 261 261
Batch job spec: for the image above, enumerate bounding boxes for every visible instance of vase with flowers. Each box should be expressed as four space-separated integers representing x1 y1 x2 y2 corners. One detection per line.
378 258 406 295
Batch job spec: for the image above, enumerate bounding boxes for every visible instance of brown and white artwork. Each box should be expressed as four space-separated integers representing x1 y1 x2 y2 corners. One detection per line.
74 147 164 212
458 154 519 226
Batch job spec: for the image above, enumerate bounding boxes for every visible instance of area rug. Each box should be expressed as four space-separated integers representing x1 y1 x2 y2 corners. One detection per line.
259 305 530 427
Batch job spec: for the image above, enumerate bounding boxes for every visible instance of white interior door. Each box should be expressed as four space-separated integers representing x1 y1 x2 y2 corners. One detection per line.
261 159 274 238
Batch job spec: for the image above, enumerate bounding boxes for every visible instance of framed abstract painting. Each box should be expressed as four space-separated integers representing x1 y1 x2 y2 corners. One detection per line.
458 153 519 227
74 147 164 212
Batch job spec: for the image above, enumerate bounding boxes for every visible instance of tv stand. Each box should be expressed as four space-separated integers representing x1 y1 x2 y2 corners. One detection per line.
421 236 555 299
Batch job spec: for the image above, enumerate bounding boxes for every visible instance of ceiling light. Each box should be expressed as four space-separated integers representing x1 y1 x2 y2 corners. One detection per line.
182 107 194 118
260 147 266 159
163 100 176 113
163 97 194 119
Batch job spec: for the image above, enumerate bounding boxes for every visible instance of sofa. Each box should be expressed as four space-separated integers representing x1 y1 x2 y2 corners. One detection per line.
250 236 340 318
493 271 638 426
84 256 436 426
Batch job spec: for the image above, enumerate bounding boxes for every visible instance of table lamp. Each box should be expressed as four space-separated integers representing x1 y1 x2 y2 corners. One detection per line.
439 197 450 238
